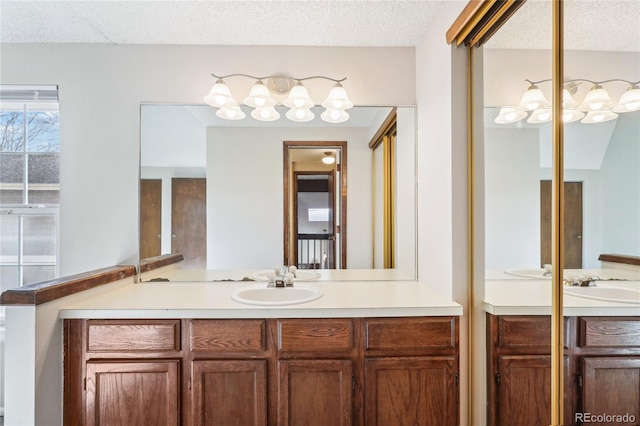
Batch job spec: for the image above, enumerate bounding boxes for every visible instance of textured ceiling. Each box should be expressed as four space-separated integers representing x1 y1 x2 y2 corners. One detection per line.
1 1 638 50
0 0 444 47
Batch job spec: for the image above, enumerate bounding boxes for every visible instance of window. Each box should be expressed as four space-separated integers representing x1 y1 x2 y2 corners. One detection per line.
0 85 60 291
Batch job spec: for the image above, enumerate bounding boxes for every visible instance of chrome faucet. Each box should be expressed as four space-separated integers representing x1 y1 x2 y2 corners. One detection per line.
564 276 600 287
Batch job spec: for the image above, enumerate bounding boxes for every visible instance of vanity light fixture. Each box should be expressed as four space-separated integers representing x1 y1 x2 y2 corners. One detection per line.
321 152 336 165
494 78 640 125
204 73 353 123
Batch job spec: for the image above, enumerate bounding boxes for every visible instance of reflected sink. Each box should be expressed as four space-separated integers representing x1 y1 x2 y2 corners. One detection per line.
564 285 640 304
504 269 551 279
231 284 324 306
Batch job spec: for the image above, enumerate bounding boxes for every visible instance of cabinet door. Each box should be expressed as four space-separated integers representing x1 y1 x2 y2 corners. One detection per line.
365 356 457 426
85 360 180 426
192 360 267 426
582 357 640 425
277 359 353 426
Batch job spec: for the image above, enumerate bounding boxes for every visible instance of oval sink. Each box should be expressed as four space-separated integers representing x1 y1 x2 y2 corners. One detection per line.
231 284 324 306
564 285 640 304
504 269 551 279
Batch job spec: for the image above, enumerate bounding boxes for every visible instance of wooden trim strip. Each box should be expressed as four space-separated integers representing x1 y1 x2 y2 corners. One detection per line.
598 254 640 267
139 253 185 273
0 265 136 306
446 0 488 45
446 0 526 47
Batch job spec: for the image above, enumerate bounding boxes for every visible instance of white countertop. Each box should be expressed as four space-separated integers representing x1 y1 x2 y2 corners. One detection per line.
484 269 640 316
59 280 463 319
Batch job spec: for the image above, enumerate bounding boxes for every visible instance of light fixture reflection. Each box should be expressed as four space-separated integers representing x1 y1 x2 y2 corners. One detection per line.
581 110 618 124
612 84 640 112
321 108 349 123
285 107 314 122
321 152 336 164
527 108 552 124
216 106 246 120
251 106 280 121
494 106 527 124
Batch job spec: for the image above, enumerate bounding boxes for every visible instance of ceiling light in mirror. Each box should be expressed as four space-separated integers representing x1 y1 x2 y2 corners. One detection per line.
494 106 527 124
613 84 640 112
578 84 615 111
285 107 314 122
251 106 280 121
216 105 246 120
321 108 349 123
321 152 336 164
562 110 585 123
527 108 552 124
581 110 618 124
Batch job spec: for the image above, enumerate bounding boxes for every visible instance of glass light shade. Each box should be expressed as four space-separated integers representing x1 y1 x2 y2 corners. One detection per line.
283 84 314 109
321 108 349 123
251 106 280 121
562 109 585 123
578 85 615 111
581 110 618 124
244 81 277 108
322 156 336 165
494 106 527 124
285 107 314 122
216 106 246 120
321 83 354 110
204 80 236 108
527 108 552 124
562 89 579 108
612 85 640 112
517 85 550 111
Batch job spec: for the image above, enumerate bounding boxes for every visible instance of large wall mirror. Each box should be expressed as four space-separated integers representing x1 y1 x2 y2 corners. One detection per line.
477 1 639 424
483 1 639 277
139 104 417 281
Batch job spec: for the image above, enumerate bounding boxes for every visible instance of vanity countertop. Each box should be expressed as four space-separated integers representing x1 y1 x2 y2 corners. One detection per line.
59 280 463 319
484 270 640 316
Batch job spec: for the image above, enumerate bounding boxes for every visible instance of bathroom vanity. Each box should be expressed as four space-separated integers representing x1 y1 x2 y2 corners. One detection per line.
484 267 640 426
57 273 462 426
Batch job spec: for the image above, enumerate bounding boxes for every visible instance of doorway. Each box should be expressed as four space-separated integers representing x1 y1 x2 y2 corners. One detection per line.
139 179 162 259
540 181 583 268
283 141 347 269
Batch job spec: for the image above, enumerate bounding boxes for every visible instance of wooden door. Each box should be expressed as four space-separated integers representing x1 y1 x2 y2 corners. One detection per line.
540 181 583 268
582 357 640 425
364 356 457 426
140 179 162 260
192 360 267 426
277 359 353 425
171 178 206 268
85 360 180 426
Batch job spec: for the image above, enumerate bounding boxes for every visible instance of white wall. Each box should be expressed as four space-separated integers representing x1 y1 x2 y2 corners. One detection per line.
0 44 416 277
207 126 372 269
395 107 417 278
415 1 470 424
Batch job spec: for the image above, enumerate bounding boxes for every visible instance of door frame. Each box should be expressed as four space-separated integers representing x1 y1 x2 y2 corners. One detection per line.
283 141 348 268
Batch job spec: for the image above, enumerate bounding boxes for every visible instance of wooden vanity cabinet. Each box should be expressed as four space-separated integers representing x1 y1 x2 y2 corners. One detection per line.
363 317 459 426
65 316 459 426
272 319 356 426
64 319 183 426
487 314 640 426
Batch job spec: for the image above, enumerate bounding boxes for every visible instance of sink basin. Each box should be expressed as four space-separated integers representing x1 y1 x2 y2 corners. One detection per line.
504 269 551 279
564 285 640 304
231 284 324 306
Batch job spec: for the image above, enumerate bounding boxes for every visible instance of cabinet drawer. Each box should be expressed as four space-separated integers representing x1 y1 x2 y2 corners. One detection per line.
87 320 180 352
579 317 640 348
277 319 353 354
364 317 456 352
190 319 266 353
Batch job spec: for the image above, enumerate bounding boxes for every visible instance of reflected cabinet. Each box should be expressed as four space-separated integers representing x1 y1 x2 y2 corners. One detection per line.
487 314 640 426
